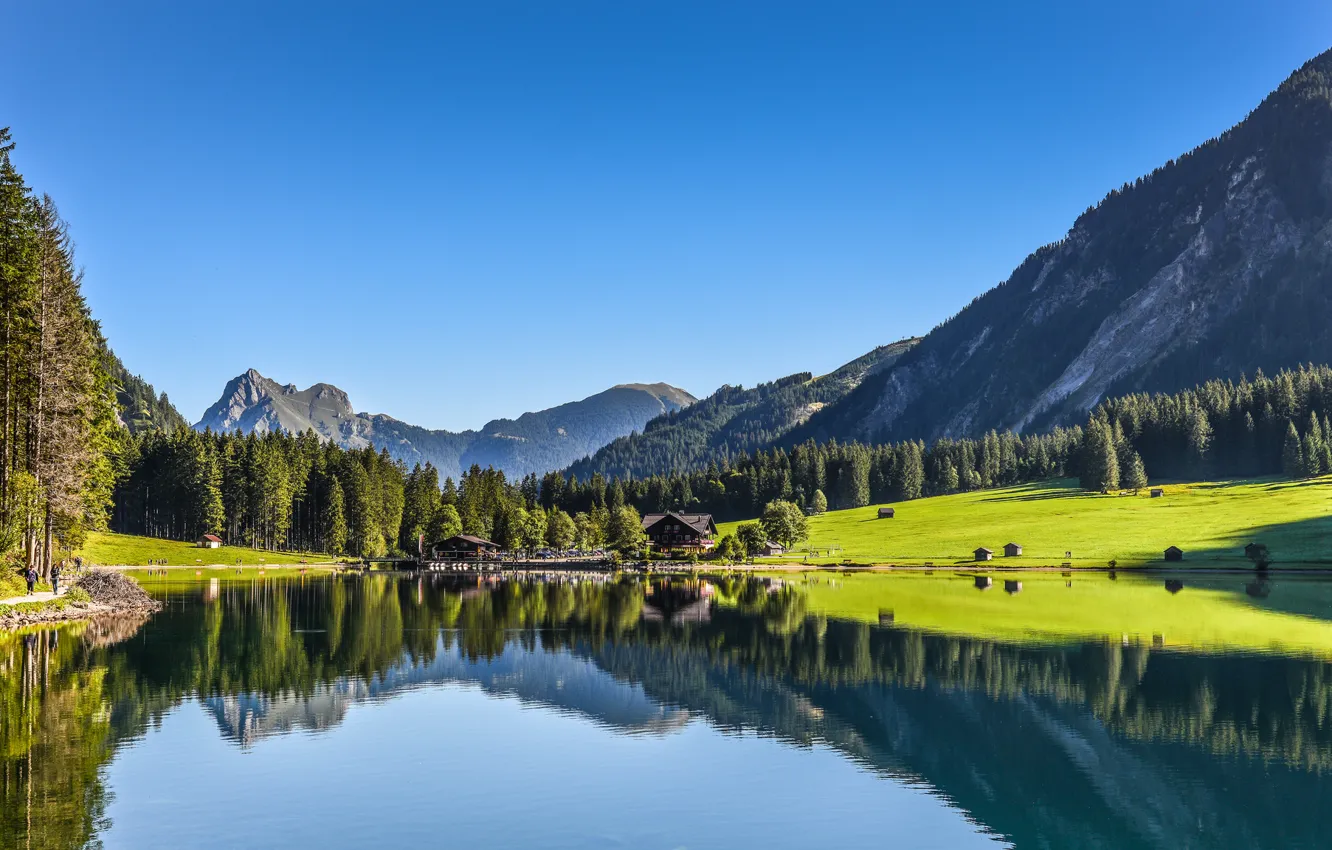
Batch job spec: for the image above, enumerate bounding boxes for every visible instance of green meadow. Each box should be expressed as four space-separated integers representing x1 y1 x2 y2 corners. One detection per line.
77 531 336 568
721 477 1332 568
777 570 1332 658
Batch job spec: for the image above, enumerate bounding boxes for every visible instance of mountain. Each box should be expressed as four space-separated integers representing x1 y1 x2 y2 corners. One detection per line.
797 49 1332 444
193 369 695 480
107 351 189 435
565 339 918 480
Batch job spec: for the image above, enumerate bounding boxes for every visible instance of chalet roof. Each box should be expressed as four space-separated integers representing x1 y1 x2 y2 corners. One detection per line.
641 511 716 536
974 547 994 555
1005 542 1021 548
200 534 223 543
436 534 499 549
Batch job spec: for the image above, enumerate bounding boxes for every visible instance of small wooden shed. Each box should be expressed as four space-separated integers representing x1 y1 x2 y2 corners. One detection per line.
758 541 784 557
974 547 993 562
197 534 223 549
1164 545 1184 562
878 507 895 519
1150 488 1164 498
1003 542 1022 557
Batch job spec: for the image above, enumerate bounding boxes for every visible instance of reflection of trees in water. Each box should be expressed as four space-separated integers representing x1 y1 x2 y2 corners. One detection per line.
6 575 1332 847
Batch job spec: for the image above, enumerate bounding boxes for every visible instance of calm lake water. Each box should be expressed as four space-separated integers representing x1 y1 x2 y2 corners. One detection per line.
6 570 1332 849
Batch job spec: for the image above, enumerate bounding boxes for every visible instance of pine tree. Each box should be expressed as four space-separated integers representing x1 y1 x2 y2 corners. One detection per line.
1283 421 1305 478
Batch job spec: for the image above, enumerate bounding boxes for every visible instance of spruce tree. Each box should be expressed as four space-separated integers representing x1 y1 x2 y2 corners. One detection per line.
1283 421 1305 478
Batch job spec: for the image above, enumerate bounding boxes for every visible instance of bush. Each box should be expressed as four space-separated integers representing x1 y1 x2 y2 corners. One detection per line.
64 586 92 603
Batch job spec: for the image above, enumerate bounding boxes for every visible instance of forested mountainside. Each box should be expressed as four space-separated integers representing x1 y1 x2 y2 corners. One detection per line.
193 369 695 480
565 339 918 480
797 49 1332 445
107 351 188 434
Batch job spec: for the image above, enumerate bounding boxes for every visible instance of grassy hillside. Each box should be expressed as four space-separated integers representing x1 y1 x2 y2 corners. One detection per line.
769 570 1332 658
77 532 335 567
721 477 1332 568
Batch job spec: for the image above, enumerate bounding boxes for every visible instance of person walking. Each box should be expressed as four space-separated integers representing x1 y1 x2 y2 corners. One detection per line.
25 566 36 596
51 561 62 596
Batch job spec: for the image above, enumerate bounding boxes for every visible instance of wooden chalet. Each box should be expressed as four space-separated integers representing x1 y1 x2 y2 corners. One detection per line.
1164 545 1184 562
431 534 500 560
758 541 784 556
974 547 994 562
1150 488 1164 498
877 507 895 519
197 534 223 549
1003 542 1022 557
641 512 717 552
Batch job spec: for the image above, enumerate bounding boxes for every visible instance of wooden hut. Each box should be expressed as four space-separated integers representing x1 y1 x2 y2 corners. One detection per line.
974 547 993 562
197 533 223 549
974 576 992 590
1150 488 1164 498
877 507 895 519
1163 545 1184 562
1003 542 1022 557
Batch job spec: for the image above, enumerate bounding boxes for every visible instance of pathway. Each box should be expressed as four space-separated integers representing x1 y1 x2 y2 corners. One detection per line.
0 589 65 606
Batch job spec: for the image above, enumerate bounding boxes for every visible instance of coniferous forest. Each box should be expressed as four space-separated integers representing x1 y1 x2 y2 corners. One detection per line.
103 363 1332 559
0 128 119 578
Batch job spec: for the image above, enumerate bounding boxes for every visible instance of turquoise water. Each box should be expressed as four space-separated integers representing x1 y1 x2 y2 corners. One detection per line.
4 573 1332 848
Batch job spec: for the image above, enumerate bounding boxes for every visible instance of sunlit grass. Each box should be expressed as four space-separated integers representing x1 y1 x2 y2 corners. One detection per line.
721 477 1332 568
77 531 337 567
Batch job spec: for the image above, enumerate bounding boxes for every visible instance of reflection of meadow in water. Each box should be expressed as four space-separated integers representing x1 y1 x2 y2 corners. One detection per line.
3 573 1332 848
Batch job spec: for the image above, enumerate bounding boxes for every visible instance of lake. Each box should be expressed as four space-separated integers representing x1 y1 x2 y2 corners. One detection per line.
5 570 1332 848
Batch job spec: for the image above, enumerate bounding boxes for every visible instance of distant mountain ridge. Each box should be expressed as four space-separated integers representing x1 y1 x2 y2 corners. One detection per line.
794 48 1332 444
193 369 695 480
566 339 918 480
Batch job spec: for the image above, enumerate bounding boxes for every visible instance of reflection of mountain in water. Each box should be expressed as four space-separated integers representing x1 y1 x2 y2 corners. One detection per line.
10 575 1332 850
203 640 689 745
582 632 1332 850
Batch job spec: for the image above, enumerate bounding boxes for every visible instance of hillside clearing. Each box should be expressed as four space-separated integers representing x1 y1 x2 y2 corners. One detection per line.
720 477 1332 568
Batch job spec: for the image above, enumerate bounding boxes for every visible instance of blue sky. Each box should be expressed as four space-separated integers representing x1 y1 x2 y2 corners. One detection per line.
3 2 1329 431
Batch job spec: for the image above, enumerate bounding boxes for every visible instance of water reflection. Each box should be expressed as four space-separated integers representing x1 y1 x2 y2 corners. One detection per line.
3 573 1332 848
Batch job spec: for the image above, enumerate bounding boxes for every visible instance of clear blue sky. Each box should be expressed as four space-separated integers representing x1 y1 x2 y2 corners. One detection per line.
3 2 1329 431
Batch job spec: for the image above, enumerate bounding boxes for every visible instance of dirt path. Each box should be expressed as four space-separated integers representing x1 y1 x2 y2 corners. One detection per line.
0 589 65 606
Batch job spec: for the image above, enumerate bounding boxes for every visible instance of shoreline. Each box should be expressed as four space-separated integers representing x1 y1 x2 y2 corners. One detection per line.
0 597 161 630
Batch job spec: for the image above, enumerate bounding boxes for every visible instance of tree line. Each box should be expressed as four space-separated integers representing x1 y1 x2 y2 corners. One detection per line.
110 362 1332 560
0 128 118 578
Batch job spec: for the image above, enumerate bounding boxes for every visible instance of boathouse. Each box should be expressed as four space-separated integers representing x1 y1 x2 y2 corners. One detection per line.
197 533 223 549
1003 542 1022 557
642 512 717 552
1164 545 1184 562
878 507 895 519
974 547 993 562
431 534 500 560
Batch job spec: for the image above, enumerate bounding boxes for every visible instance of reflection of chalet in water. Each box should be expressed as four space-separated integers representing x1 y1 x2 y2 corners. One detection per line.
642 511 717 552
430 534 500 560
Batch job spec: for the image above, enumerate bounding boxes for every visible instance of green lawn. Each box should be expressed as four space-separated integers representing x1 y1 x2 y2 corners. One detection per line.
77 531 337 567
720 477 1332 568
775 570 1332 658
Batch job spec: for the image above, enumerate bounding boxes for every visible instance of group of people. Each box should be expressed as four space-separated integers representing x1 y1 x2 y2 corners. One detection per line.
21 555 81 596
